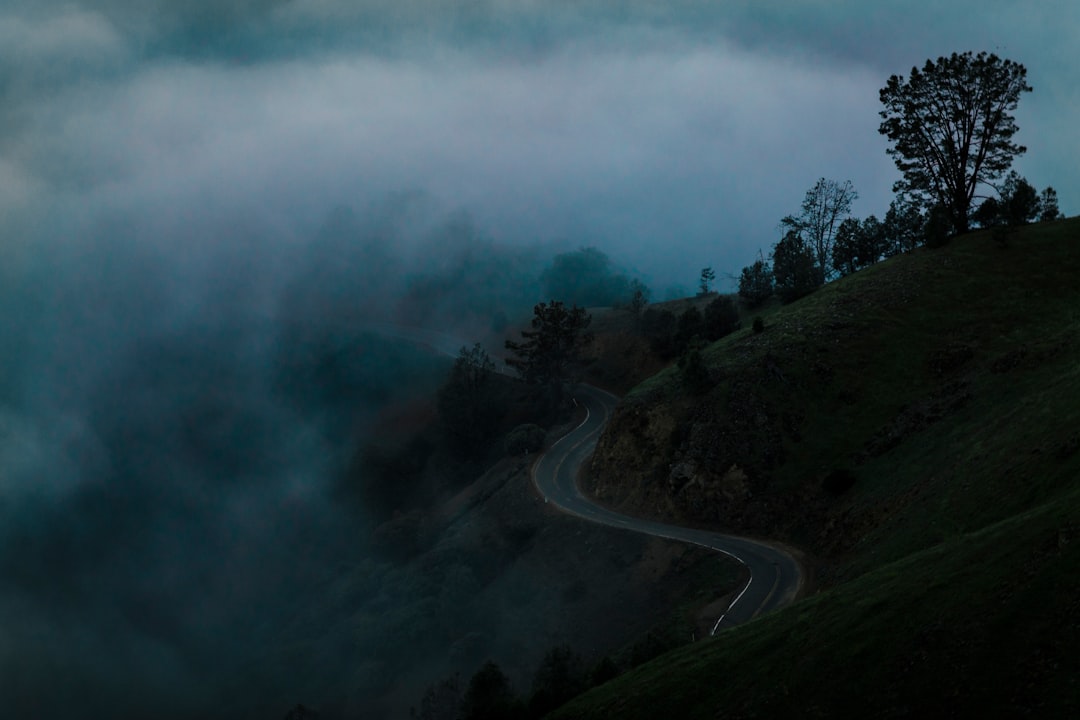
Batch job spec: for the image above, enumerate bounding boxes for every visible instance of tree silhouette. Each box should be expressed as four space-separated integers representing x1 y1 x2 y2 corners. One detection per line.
879 51 1031 234
698 267 716 296
782 178 857 280
505 301 592 389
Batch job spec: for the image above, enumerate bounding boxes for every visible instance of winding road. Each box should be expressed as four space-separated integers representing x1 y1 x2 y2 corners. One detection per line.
533 384 803 632
371 323 803 630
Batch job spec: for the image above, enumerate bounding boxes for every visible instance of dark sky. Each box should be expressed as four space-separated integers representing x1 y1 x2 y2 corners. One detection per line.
2 1 1075 289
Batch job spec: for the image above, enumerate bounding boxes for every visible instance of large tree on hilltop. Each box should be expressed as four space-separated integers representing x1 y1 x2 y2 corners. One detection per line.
879 51 1031 235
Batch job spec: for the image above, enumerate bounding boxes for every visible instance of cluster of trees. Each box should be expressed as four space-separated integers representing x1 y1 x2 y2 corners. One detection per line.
540 247 643 308
739 51 1062 307
640 296 740 360
413 632 680 720
411 650 587 720
505 301 593 392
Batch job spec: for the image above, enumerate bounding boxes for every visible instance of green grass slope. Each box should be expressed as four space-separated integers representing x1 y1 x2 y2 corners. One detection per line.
558 218 1080 717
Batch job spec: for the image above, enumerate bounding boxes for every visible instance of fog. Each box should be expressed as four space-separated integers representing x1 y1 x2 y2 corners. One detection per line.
2 1 1078 717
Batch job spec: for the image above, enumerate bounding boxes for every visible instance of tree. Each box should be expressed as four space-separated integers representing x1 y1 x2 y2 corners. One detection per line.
698 267 716 296
505 301 592 389
504 423 545 455
738 258 773 307
541 247 632 307
703 296 740 341
412 675 463 720
879 51 1032 234
1039 187 1061 222
834 215 888 276
782 178 857 280
973 170 1060 228
460 662 522 720
624 278 651 318
771 230 821 303
883 195 926 254
831 217 863 277
678 339 711 395
529 645 586 716
674 306 704 354
437 344 504 458
640 307 678 359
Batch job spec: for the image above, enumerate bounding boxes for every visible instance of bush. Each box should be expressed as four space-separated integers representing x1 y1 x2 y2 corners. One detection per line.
673 306 704 354
504 424 545 455
703 296 740 341
641 308 678 358
678 340 711 395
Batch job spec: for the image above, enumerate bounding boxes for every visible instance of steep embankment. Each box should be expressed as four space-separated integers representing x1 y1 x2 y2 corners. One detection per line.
556 218 1080 717
587 219 1080 574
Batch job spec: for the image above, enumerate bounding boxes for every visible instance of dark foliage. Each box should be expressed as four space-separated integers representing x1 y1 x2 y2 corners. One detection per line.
703 296 740 341
678 340 711 395
738 259 773 307
529 645 587 717
589 656 621 687
541 247 634 308
782 177 858 280
924 204 955 248
833 215 887 276
698 266 716 296
504 423 545 455
628 632 676 669
438 344 507 459
641 308 678 359
772 230 821 303
883 195 926 254
623 278 651 319
674 306 705 353
505 301 592 391
411 675 463 720
283 704 320 720
460 662 522 720
974 171 1060 229
879 51 1031 234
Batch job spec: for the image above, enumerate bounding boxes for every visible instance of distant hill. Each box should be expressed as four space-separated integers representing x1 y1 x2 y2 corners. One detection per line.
554 217 1080 718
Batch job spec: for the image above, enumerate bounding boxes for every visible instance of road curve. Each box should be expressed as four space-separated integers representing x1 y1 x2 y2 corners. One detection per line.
533 384 803 632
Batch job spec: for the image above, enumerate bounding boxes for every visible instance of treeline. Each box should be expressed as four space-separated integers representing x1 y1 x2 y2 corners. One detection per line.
735 51 1065 309
737 170 1061 308
411 631 682 720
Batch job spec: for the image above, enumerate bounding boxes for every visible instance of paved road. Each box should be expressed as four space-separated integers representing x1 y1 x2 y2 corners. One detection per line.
368 322 803 628
533 384 803 632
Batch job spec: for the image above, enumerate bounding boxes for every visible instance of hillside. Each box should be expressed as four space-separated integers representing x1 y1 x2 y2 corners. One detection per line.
554 218 1080 717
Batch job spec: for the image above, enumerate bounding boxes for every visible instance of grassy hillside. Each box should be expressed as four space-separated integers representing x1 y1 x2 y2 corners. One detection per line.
555 218 1080 717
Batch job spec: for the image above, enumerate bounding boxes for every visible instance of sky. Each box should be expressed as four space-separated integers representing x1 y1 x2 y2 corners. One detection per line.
2 1 1076 291
1 2 1077 717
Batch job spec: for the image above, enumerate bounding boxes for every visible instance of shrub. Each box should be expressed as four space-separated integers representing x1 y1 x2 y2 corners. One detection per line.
703 296 741 341
504 424 545 455
678 340 711 395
